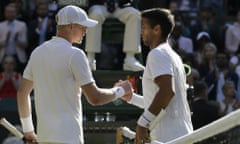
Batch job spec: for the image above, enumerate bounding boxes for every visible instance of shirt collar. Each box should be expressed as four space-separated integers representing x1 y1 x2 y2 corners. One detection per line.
51 36 72 47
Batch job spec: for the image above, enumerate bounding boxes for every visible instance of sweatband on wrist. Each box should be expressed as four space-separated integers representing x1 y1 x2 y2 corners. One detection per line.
137 109 156 128
128 93 144 109
112 86 125 101
149 109 166 130
20 115 34 133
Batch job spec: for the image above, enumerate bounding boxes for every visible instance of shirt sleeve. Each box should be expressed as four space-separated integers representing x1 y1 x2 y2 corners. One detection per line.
148 49 173 79
70 50 95 86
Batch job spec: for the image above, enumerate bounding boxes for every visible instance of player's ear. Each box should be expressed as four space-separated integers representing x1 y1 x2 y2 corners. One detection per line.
154 24 161 33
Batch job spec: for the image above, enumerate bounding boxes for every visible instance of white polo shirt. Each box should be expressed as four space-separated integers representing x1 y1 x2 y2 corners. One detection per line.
23 36 94 144
143 43 193 142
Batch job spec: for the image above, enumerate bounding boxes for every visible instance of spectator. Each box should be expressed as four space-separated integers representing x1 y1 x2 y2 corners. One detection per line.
0 0 11 21
0 3 28 72
198 0 225 16
195 31 211 51
205 52 238 101
225 10 240 56
194 31 211 64
0 55 21 98
168 1 179 13
198 42 217 80
191 81 220 130
27 2 56 59
186 67 200 86
220 80 239 116
85 0 145 71
169 12 193 56
190 7 222 51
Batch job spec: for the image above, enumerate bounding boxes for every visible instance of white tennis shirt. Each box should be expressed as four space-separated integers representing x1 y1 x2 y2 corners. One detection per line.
23 36 94 144
143 43 193 142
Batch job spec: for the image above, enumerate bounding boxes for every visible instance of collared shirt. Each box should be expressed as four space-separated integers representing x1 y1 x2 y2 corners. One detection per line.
143 43 193 142
23 36 94 144
6 20 17 55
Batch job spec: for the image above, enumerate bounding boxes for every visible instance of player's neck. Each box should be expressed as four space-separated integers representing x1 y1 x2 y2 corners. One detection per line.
56 32 72 44
150 39 165 49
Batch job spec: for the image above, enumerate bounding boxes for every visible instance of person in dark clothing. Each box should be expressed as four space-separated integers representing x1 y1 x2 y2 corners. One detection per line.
191 81 221 130
27 2 56 59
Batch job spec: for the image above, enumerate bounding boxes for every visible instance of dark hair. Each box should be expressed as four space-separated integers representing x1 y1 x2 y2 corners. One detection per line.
141 8 175 40
193 81 208 96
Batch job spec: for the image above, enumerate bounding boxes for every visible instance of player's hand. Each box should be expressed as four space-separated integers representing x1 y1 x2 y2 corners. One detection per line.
114 80 133 101
23 131 38 144
135 124 150 144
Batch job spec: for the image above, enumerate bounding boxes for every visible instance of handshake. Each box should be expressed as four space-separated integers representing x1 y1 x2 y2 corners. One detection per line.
113 80 133 102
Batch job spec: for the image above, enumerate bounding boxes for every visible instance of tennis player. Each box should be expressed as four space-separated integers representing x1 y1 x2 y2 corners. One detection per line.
121 8 193 143
17 5 132 144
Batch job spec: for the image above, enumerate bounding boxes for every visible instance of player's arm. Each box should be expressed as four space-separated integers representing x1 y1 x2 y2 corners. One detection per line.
137 74 173 128
17 78 37 139
17 78 33 119
149 74 174 115
135 75 173 143
82 80 132 106
136 74 174 126
115 80 144 109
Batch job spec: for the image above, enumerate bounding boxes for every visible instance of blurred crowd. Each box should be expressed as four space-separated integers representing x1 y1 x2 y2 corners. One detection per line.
0 0 240 134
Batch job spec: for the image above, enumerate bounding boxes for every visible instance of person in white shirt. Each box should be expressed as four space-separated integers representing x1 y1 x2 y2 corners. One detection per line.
225 10 240 56
17 5 132 144
121 8 193 143
0 3 28 72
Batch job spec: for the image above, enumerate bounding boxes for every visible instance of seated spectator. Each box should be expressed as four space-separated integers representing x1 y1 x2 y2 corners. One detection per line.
191 81 221 130
194 31 211 64
0 3 28 72
168 1 179 13
169 12 193 55
27 2 56 59
0 55 21 98
85 0 145 71
220 80 239 116
225 10 240 57
190 7 222 51
186 67 200 86
205 52 238 101
197 42 217 79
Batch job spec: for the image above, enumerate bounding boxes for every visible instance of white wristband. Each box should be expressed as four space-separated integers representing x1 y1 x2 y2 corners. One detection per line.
112 86 125 101
128 93 144 109
20 115 34 133
137 110 156 128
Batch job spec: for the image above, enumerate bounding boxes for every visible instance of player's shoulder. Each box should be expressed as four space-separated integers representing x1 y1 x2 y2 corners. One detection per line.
71 46 85 56
149 43 170 57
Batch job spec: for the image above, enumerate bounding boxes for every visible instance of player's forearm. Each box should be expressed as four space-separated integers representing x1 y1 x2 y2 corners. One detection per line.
94 88 119 105
137 89 171 130
17 93 35 133
148 88 174 115
83 81 130 106
128 93 144 109
17 92 32 118
17 79 34 118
